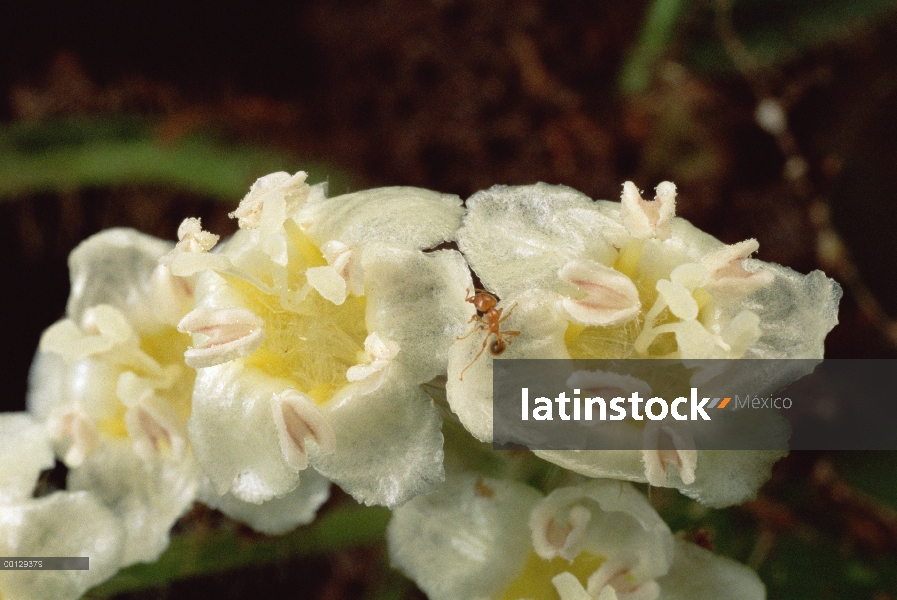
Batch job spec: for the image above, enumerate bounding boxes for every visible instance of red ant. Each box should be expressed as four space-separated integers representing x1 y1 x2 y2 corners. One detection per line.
457 289 519 380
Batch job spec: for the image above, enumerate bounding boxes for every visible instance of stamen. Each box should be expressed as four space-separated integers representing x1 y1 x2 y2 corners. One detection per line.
160 218 229 276
229 171 309 229
558 259 641 326
271 389 336 471
346 333 400 392
127 407 174 457
531 497 593 561
703 240 774 298
39 305 132 363
587 558 661 600
621 181 676 240
721 310 762 358
642 423 697 486
178 307 265 368
321 240 364 296
306 266 348 305
53 408 99 467
552 572 594 600
655 280 699 321
159 218 219 263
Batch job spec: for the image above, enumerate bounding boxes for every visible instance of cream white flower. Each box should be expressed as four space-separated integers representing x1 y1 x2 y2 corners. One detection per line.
388 474 765 600
0 413 126 600
182 173 471 508
27 228 200 563
448 182 841 506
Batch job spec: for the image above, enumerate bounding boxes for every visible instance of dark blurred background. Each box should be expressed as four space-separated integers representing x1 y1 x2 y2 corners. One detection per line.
2 1 897 598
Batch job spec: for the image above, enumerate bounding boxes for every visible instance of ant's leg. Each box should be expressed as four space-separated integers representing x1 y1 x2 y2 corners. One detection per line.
497 302 519 324
459 334 492 381
457 320 488 340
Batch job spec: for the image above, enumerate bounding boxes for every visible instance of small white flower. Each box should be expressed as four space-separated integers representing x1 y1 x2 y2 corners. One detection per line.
388 474 766 600
27 229 201 563
184 174 470 507
449 181 840 506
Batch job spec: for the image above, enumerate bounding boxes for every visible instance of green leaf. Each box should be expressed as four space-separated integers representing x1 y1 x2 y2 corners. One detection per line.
0 117 354 202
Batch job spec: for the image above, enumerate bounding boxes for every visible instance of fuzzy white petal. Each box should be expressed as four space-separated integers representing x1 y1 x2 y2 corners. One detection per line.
447 294 569 442
0 492 126 600
312 368 444 508
458 183 623 300
188 362 304 503
656 540 765 600
66 442 199 565
388 474 542 600
744 265 842 359
363 245 472 383
299 186 464 250
66 228 191 332
198 470 330 535
0 414 55 503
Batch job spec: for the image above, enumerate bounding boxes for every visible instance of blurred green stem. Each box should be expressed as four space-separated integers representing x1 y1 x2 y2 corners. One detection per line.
0 117 351 201
85 503 391 599
619 0 687 95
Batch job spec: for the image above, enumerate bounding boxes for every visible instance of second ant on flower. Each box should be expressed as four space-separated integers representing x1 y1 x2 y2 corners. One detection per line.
458 289 519 380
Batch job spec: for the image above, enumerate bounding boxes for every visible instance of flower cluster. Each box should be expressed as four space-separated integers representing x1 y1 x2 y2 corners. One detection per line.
5 174 840 599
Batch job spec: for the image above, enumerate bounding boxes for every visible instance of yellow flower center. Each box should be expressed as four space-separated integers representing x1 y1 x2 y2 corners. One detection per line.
98 325 194 440
498 551 605 600
237 227 369 404
564 240 710 359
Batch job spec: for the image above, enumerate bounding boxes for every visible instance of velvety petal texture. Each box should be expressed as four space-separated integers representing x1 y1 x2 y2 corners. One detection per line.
67 441 199 564
65 228 193 331
0 414 54 504
0 492 126 600
447 295 568 442
389 473 542 600
655 540 766 600
457 183 622 300
198 470 331 535
298 186 464 250
311 368 445 507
